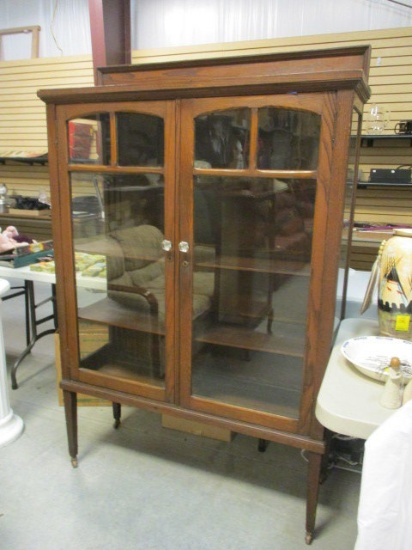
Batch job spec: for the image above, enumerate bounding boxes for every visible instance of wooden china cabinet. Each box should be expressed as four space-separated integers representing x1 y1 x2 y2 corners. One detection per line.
38 46 370 544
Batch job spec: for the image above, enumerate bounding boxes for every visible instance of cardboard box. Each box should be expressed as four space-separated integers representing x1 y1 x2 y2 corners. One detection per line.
0 240 53 268
8 209 51 217
162 414 235 442
54 331 110 407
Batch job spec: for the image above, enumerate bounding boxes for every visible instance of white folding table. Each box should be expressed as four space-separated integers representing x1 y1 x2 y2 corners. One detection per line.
316 317 396 440
0 264 106 388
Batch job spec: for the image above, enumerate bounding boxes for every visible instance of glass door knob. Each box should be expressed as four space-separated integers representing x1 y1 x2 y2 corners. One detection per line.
178 241 189 253
161 239 172 252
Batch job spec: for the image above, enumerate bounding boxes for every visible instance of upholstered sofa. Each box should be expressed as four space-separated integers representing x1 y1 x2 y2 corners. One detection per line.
105 224 215 321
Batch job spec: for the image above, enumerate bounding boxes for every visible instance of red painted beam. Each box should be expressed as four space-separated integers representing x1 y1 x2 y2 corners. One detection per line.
88 0 131 84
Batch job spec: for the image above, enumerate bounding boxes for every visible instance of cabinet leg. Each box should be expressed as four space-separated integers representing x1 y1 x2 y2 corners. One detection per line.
305 451 322 544
112 402 121 429
63 390 78 468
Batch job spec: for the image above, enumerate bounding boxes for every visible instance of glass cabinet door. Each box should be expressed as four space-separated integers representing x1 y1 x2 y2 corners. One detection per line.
64 103 175 401
179 95 329 430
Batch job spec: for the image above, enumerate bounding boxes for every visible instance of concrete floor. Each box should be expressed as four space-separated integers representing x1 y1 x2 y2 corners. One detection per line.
0 279 362 550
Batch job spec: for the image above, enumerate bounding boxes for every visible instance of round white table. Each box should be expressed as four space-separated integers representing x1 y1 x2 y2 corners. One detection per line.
0 278 24 447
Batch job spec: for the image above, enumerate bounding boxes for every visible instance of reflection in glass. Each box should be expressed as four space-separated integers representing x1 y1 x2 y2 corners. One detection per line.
191 175 317 417
195 109 250 169
70 172 166 386
117 113 164 167
258 108 320 170
103 173 164 232
68 114 110 165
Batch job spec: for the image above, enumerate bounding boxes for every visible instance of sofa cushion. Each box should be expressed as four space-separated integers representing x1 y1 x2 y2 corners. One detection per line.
111 225 164 271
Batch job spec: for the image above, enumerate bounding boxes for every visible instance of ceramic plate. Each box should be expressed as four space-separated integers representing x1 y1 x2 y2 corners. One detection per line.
341 336 412 382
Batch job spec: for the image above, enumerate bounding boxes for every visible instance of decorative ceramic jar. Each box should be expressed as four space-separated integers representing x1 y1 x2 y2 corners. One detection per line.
378 228 412 339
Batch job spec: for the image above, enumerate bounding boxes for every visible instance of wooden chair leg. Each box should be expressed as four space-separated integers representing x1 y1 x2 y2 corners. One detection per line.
258 438 269 452
112 402 121 429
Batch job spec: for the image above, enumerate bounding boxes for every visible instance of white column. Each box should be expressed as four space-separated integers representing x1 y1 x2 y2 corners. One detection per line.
0 278 24 447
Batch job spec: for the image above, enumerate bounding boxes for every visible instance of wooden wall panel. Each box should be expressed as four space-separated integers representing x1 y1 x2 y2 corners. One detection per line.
0 55 93 154
354 187 412 224
0 28 411 240
0 163 50 196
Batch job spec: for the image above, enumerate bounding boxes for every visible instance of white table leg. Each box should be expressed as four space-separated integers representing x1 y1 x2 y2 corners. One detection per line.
0 279 24 447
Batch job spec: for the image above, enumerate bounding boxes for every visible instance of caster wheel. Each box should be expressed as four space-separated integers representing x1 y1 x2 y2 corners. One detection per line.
305 532 313 545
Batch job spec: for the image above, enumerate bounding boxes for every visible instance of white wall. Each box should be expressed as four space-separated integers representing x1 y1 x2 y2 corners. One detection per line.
0 0 91 59
134 0 412 49
1 0 412 60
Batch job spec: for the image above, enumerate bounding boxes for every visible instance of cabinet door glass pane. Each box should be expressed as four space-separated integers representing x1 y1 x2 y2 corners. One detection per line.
117 113 164 166
71 168 166 386
195 109 250 168
191 175 315 417
68 114 110 165
258 108 320 170
191 105 318 418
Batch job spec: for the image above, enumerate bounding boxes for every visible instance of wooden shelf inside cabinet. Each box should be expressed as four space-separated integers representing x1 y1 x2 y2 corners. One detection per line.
196 255 311 275
197 321 306 356
79 298 165 335
80 348 165 386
